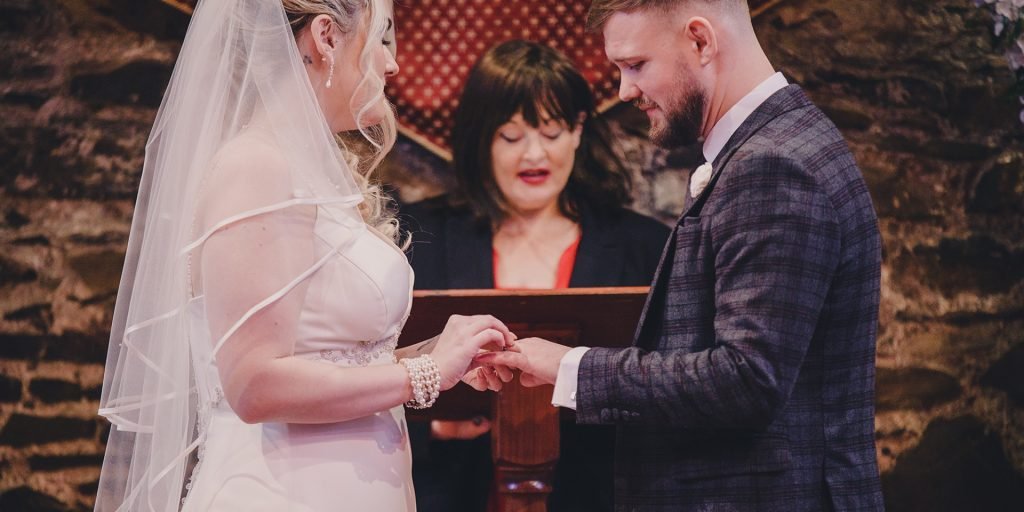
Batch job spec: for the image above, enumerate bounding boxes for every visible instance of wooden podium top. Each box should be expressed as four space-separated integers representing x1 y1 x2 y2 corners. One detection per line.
398 287 649 420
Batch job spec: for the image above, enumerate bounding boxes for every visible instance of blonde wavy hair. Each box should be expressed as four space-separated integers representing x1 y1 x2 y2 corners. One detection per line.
282 0 403 246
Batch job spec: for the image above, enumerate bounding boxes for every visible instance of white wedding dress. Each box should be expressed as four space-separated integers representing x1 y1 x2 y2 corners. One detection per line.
181 204 416 512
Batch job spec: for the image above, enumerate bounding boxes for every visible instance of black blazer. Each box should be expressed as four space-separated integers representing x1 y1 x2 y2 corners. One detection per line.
399 195 670 290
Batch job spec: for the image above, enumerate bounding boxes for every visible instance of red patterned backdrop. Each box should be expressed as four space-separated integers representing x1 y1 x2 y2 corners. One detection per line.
388 0 775 158
166 0 777 158
386 0 620 157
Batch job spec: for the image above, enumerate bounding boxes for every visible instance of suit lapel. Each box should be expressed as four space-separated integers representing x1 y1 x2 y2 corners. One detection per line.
679 84 812 221
633 85 813 346
631 225 676 347
445 214 494 289
568 203 624 287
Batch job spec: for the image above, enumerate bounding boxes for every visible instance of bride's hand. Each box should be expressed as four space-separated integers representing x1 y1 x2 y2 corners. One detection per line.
430 314 515 391
461 355 515 392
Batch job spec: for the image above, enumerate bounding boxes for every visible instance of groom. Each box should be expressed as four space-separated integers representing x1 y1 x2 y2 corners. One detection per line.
478 1 885 510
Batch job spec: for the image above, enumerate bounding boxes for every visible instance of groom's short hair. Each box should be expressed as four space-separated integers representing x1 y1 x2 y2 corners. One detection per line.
586 0 749 32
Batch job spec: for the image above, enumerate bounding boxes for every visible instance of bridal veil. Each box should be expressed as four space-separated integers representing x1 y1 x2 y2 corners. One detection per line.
95 0 396 509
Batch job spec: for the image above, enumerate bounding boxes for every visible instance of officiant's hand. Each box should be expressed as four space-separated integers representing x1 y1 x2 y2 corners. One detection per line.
474 337 570 387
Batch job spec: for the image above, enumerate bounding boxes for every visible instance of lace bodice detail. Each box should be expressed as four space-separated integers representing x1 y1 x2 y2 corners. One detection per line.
313 332 400 366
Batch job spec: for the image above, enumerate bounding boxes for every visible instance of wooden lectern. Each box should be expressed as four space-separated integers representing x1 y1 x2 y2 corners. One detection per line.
398 287 648 512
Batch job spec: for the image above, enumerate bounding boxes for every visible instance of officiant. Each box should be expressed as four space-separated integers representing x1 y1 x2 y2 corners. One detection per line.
400 40 669 512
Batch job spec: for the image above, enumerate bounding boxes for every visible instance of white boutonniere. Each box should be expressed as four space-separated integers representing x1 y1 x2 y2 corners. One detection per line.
690 162 713 198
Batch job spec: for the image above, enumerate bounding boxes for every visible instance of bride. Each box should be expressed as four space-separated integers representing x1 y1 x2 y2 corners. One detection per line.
95 0 514 510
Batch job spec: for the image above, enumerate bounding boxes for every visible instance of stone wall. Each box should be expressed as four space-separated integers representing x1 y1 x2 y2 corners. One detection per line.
0 1 187 509
751 2 1024 509
0 0 1021 510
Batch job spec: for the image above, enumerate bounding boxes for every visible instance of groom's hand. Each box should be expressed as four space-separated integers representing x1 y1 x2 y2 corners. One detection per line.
474 337 570 387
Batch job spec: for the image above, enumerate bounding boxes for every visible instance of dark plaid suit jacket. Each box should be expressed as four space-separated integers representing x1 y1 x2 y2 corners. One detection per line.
577 85 885 511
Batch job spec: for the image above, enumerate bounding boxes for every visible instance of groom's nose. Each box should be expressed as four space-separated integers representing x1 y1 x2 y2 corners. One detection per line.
618 76 641 103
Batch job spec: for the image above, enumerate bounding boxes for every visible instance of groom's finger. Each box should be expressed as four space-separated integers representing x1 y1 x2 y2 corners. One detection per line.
478 339 509 354
475 351 526 371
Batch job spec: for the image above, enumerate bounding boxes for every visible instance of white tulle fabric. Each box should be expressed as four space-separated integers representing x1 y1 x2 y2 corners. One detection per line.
95 0 409 510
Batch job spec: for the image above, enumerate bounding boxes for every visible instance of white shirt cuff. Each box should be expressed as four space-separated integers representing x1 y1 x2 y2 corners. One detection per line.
551 346 590 410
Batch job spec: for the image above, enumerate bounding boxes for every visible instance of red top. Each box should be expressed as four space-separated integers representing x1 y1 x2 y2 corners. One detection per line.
493 237 581 290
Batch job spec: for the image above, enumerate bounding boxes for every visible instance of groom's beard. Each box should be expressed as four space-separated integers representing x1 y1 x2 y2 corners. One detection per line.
648 80 707 148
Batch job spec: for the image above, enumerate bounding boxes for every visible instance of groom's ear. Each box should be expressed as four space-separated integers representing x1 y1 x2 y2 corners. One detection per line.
683 16 718 67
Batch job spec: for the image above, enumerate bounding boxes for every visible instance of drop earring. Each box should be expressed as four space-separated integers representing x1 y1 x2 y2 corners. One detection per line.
324 55 335 88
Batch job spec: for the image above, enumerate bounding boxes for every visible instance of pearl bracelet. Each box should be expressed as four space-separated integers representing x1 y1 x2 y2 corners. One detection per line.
399 355 441 409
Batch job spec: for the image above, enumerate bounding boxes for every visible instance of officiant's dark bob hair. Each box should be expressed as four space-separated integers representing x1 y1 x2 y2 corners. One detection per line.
450 40 631 226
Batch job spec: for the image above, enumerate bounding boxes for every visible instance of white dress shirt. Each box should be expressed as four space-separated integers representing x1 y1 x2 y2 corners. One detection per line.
550 72 790 410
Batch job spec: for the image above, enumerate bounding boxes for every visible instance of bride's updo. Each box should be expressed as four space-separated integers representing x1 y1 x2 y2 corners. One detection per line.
282 0 403 245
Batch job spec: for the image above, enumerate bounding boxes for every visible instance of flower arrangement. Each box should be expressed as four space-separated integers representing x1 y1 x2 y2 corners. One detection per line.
975 0 1024 122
